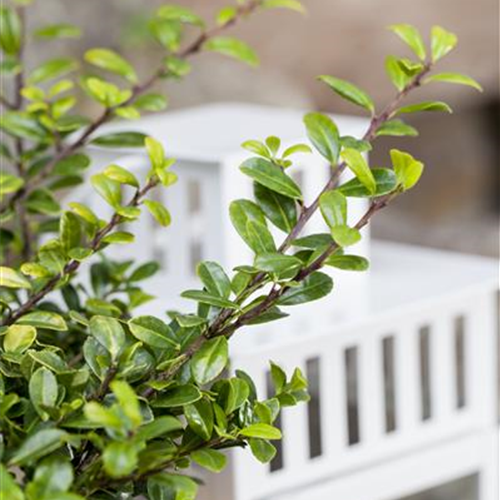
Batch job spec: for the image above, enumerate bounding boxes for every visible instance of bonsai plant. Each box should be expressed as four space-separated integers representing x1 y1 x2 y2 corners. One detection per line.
0 0 482 499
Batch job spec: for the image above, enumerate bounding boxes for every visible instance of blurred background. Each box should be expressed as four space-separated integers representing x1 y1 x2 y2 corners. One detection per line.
19 2 499 500
26 0 499 257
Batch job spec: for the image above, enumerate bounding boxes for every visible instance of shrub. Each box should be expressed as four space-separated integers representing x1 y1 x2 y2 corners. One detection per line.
0 1 481 499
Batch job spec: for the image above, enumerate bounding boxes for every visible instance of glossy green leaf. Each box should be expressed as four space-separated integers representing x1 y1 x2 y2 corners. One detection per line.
331 225 361 247
134 93 168 111
319 190 347 228
341 148 376 194
397 101 452 114
254 183 298 233
102 231 135 244
26 189 60 215
254 253 302 280
29 367 58 419
9 429 68 466
203 36 259 67
91 131 147 148
152 384 202 408
60 211 82 252
34 23 81 39
338 168 397 197
431 26 458 62
249 438 277 463
270 362 286 393
29 58 78 84
17 311 67 331
240 158 302 200
111 380 142 427
0 112 48 141
89 315 125 361
246 220 277 254
390 149 425 190
4 325 36 353
91 173 121 208
128 316 178 349
424 72 483 91
241 140 271 158
325 254 369 271
181 290 239 309
229 199 267 247
376 119 418 137
239 423 282 440
278 271 333 306
318 75 374 113
147 473 198 500
143 200 171 227
262 0 306 13
385 55 411 91
104 164 139 188
197 261 231 298
53 154 90 176
0 464 24 500
303 112 340 163
103 442 138 478
389 24 426 60
0 266 31 289
157 4 204 26
340 136 372 153
0 6 21 54
191 449 227 472
184 398 214 440
0 172 24 195
85 48 137 83
136 416 183 441
30 457 73 497
191 337 228 385
282 143 312 158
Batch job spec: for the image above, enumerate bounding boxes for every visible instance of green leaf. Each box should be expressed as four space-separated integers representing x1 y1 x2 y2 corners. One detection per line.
254 253 302 280
157 4 205 26
325 254 369 271
181 290 238 310
254 183 297 233
424 72 483 92
184 398 214 440
340 136 372 153
191 337 228 385
147 473 198 500
397 101 452 114
164 55 192 77
60 211 82 252
240 158 302 200
102 231 135 244
0 266 31 289
229 199 267 248
331 225 361 247
152 384 202 408
30 457 74 497
54 154 90 176
338 168 397 197
104 164 139 188
29 367 58 419
0 172 24 195
318 75 374 113
375 119 418 137
278 271 333 306
431 26 458 62
217 7 237 26
239 423 282 440
341 148 376 194
34 23 81 39
191 449 227 473
29 349 68 374
262 0 306 13
220 378 250 414
91 131 147 148
0 464 24 500
319 190 347 228
134 93 168 111
17 311 67 331
0 6 21 54
249 438 276 463
246 220 276 254
4 325 36 353
390 149 424 190
9 429 68 466
91 173 121 208
385 55 411 91
303 112 340 163
128 316 178 349
29 58 78 84
103 442 138 478
203 36 259 67
111 380 142 427
241 140 271 158
26 189 60 215
282 143 312 158
89 315 125 361
0 112 47 141
270 362 286 393
143 200 171 227
389 24 426 60
136 416 183 441
197 261 231 298
85 48 137 83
